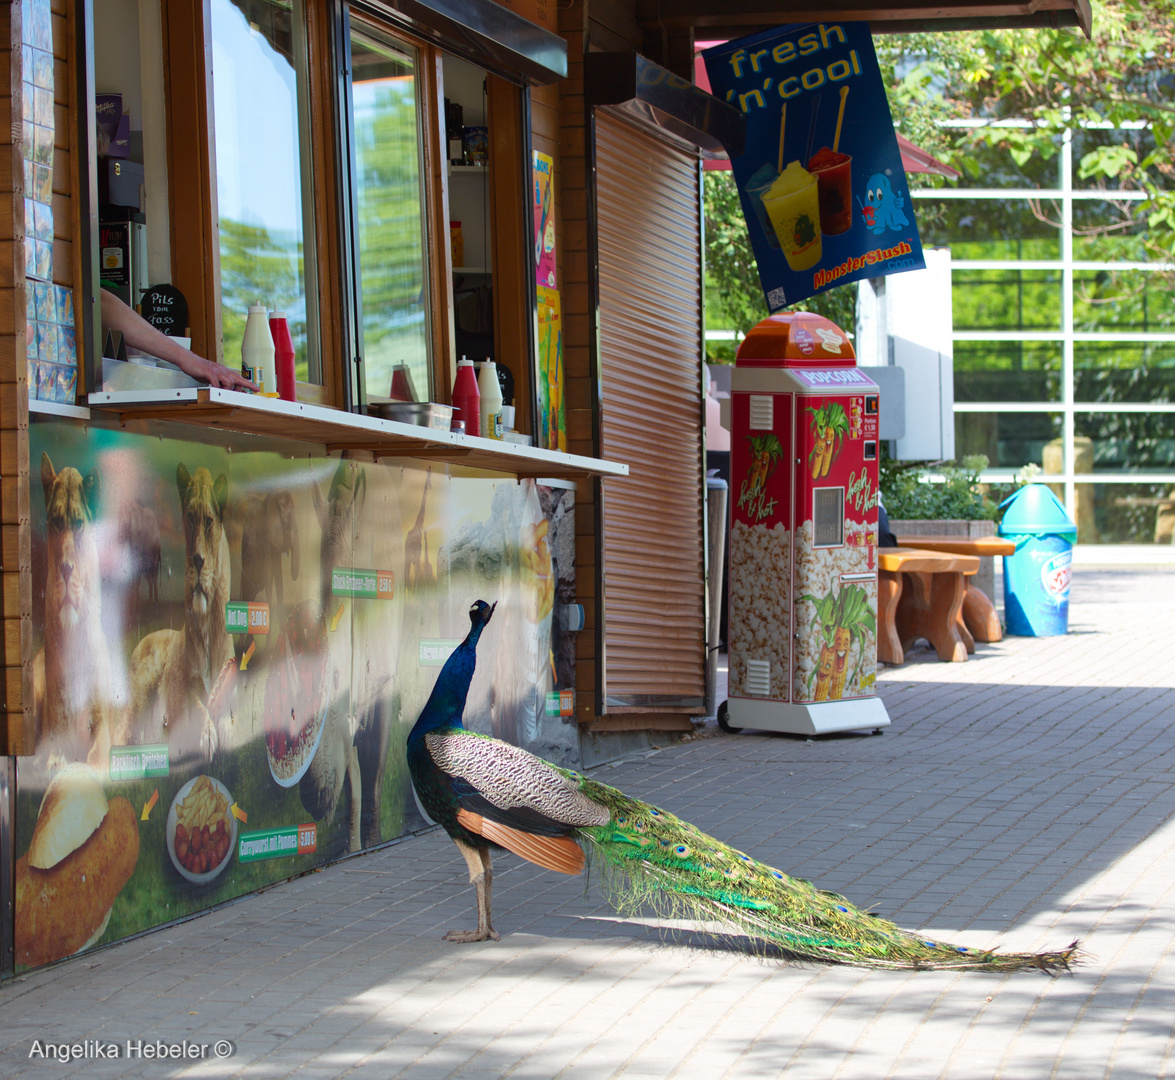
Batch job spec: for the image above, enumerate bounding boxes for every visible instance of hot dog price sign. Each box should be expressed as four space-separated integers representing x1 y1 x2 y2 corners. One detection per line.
703 23 925 311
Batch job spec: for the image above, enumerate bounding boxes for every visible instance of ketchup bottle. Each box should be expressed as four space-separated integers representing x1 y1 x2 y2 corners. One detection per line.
451 356 480 437
269 311 297 401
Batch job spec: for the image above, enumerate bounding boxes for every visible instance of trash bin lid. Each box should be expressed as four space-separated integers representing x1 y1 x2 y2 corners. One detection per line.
998 483 1077 538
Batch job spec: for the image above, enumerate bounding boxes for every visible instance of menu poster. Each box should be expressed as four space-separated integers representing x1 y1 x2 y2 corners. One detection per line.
533 151 557 289
140 284 189 337
537 285 564 452
703 23 924 312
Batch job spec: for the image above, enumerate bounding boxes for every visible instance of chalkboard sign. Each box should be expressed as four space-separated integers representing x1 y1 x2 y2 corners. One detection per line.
140 284 188 336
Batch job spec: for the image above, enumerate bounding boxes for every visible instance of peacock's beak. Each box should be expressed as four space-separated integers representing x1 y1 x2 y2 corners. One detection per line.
487 601 497 623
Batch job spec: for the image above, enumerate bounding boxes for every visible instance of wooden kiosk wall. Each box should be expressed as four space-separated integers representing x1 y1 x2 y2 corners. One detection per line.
1 0 81 756
0 0 713 757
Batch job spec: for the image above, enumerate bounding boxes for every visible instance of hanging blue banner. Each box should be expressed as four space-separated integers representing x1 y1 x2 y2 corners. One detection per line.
703 23 925 311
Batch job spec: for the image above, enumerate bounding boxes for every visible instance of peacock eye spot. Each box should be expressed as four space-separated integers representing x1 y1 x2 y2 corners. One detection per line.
772 871 784 880
837 906 849 913
660 839 670 847
617 816 627 825
675 845 690 856
650 809 660 816
922 941 937 949
957 947 968 953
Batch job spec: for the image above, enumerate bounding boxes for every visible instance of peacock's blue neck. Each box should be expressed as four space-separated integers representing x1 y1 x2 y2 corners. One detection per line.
408 619 487 744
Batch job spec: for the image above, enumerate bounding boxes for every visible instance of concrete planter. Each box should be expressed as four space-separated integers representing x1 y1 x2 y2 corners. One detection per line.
889 518 998 602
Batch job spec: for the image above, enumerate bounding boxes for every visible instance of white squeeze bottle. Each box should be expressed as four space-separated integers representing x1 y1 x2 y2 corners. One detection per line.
241 303 278 396
478 359 503 440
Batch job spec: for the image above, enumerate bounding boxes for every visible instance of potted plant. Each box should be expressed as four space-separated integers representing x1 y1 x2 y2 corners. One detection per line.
881 454 1002 601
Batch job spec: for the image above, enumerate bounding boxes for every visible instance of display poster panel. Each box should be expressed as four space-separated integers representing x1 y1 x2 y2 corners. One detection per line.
728 390 794 702
14 419 577 972
791 392 879 704
533 150 557 290
703 23 925 311
537 285 565 452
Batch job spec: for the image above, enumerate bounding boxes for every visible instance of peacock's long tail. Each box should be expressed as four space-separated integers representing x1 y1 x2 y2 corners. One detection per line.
570 775 1077 973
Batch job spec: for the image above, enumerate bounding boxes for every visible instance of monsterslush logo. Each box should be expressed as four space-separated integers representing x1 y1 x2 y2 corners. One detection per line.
1040 551 1072 602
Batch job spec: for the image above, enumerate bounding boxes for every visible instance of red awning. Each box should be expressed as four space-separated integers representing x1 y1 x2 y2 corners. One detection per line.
693 48 960 179
894 133 961 179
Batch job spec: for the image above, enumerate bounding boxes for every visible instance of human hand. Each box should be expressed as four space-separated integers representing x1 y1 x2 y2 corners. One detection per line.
195 357 259 392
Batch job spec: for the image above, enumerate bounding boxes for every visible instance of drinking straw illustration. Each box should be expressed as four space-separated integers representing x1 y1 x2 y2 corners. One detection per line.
777 103 787 174
833 85 849 154
805 94 821 164
536 176 552 265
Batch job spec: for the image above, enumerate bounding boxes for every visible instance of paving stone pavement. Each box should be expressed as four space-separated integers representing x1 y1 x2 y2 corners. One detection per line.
2 567 1174 1079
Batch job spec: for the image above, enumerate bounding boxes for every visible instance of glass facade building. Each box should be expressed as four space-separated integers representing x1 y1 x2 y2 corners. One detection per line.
913 121 1175 544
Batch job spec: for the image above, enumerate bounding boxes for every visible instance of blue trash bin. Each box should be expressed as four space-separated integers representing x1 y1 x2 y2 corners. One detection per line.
998 484 1077 636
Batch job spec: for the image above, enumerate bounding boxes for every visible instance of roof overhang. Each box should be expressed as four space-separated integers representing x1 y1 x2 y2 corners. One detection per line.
371 0 567 84
637 1 1093 39
586 53 746 158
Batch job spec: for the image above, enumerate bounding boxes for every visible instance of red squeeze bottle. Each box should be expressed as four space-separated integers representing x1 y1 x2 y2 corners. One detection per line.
269 312 297 402
451 356 480 436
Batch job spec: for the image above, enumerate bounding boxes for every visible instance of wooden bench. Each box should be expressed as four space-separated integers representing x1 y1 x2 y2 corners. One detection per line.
877 547 980 664
893 534 1016 644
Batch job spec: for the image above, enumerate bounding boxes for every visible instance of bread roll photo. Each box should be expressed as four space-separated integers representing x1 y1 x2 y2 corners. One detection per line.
15 764 140 967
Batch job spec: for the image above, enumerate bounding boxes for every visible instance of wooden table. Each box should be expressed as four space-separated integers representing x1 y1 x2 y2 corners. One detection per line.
878 547 981 664
894 534 1016 644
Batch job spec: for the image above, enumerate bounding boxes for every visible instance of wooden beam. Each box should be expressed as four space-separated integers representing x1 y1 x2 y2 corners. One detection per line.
636 0 1091 37
161 0 220 363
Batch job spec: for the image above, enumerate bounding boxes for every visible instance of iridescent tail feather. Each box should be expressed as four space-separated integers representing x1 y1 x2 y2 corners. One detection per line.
570 775 1078 973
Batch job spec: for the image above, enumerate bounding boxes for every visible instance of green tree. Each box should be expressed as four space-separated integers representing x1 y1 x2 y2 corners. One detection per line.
219 218 304 370
878 1 1175 261
705 3 1175 360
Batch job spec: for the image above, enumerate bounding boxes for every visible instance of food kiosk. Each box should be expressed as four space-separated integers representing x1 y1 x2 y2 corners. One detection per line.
0 0 1094 977
2 0 640 976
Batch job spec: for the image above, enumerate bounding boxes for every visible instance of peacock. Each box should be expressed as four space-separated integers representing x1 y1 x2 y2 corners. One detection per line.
407 600 1077 971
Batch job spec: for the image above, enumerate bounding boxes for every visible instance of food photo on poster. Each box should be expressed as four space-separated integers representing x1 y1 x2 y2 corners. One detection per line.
12 419 578 973
703 22 925 310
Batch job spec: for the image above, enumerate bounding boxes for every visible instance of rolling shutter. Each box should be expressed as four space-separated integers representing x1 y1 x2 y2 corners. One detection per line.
595 111 705 713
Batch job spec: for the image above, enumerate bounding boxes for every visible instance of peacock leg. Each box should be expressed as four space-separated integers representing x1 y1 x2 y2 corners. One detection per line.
444 839 500 943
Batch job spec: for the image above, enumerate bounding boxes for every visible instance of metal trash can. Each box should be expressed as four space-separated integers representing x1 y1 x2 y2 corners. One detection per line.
998 484 1077 636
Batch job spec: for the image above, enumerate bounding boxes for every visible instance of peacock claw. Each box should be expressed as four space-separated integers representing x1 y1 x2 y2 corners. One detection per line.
443 928 500 943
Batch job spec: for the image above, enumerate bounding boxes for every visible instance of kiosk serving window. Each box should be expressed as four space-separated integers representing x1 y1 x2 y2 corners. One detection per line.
82 0 540 421
209 0 320 383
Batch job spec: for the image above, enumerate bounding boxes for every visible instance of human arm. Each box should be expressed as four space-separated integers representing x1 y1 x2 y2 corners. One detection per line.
100 290 258 392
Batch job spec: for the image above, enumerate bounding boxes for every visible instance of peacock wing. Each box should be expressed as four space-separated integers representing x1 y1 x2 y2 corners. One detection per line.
425 730 607 875
425 730 608 832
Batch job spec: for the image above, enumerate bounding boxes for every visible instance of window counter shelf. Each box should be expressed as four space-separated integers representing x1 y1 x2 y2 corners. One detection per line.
86 387 627 481
30 399 91 420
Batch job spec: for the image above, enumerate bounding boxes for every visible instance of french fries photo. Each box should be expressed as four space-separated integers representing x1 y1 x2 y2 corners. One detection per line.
522 519 555 624
172 776 232 877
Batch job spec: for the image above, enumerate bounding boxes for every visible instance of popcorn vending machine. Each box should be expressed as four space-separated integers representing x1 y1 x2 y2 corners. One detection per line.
719 313 890 735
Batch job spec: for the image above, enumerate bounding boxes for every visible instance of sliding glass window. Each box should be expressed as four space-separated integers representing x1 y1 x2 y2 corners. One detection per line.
210 0 319 381
346 21 432 405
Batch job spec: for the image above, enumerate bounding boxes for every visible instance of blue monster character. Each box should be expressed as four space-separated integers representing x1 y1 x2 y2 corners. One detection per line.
859 173 909 235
